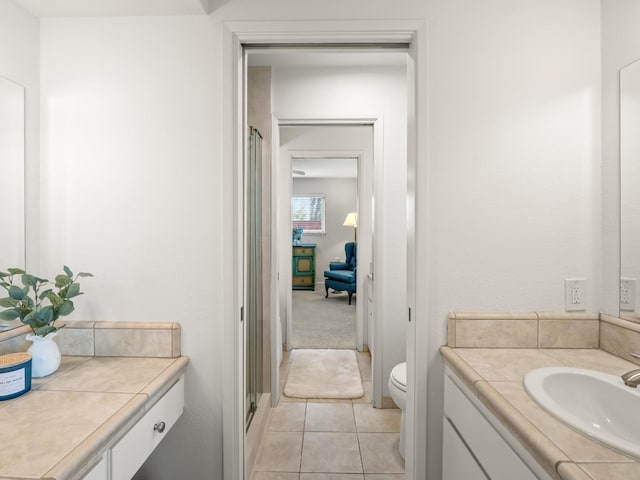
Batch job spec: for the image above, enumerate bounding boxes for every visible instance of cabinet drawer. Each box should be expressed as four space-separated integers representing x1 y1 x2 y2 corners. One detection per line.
293 276 313 286
294 258 313 273
293 247 313 256
444 374 537 480
443 418 487 480
112 376 185 479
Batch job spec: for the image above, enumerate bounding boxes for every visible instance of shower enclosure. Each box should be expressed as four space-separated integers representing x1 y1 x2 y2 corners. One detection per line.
245 126 263 428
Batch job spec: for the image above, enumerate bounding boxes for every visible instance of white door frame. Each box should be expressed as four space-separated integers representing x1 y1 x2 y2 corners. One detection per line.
222 20 427 480
280 133 374 356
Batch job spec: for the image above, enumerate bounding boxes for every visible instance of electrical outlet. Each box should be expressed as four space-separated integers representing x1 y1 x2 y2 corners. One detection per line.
565 278 586 311
621 278 636 311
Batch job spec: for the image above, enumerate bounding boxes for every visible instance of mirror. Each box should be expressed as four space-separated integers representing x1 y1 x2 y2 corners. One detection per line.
0 76 25 331
620 59 640 321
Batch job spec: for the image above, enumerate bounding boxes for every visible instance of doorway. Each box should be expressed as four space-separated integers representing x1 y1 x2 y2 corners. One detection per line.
248 46 406 469
288 146 363 350
222 20 426 480
278 124 374 353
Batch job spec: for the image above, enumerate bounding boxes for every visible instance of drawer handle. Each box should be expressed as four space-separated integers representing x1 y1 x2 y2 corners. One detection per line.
154 421 166 433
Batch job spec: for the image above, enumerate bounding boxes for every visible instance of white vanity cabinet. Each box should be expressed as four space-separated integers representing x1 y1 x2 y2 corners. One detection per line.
443 417 487 479
443 369 547 480
81 376 185 480
82 456 108 480
112 376 185 479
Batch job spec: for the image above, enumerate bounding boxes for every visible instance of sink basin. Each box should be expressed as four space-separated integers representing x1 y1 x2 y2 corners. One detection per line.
524 367 640 458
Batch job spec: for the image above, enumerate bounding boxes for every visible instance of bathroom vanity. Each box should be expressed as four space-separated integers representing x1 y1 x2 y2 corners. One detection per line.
442 312 640 480
443 367 543 480
0 322 188 480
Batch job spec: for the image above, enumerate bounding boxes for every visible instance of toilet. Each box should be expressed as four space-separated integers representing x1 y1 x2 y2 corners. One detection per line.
388 362 407 459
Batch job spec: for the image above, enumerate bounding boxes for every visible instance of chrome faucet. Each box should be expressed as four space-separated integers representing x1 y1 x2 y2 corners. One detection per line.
622 353 640 388
622 369 640 388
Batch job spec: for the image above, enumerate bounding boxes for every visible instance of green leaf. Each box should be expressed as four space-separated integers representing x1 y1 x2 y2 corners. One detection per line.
46 292 64 307
23 296 34 308
21 274 36 287
0 309 20 320
0 272 8 278
66 283 81 298
34 306 55 325
35 325 57 337
7 268 26 275
55 274 72 288
57 300 75 316
8 285 25 300
39 288 53 300
22 312 36 327
0 297 19 308
77 272 94 278
63 266 73 277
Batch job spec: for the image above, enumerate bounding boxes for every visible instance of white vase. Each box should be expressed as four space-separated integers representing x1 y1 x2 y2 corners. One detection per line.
26 331 61 378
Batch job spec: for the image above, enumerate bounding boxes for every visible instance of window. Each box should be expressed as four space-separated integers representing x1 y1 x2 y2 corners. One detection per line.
291 194 325 234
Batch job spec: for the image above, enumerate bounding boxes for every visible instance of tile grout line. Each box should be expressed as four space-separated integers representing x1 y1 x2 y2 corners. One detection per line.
299 400 308 474
353 402 367 475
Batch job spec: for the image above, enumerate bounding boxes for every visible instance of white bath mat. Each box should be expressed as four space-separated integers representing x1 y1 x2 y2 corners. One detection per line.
284 349 364 399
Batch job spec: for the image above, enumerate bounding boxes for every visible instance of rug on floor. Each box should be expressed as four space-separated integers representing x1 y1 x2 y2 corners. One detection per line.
283 349 364 399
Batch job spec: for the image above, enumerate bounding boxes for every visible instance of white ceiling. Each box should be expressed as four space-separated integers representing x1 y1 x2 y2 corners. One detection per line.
13 0 210 17
292 157 357 179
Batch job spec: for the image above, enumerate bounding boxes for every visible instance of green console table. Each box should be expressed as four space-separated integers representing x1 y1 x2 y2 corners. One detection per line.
292 243 316 290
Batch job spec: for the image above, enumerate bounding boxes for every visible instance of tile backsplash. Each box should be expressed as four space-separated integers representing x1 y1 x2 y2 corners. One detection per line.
448 311 640 366
0 321 181 358
600 314 640 366
448 312 599 349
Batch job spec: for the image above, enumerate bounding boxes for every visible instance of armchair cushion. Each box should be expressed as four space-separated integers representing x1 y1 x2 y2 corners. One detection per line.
323 270 356 284
330 262 349 270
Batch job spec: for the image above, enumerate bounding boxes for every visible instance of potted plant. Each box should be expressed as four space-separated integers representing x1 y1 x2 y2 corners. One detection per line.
0 266 93 377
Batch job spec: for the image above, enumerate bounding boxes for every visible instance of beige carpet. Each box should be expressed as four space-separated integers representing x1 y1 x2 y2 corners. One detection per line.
283 349 364 399
292 289 356 349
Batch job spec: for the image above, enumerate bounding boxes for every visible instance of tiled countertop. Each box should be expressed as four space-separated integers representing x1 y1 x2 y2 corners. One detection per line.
441 346 640 480
0 354 189 480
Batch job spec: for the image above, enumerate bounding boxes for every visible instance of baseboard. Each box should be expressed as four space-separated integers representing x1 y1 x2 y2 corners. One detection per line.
382 395 399 409
246 393 271 476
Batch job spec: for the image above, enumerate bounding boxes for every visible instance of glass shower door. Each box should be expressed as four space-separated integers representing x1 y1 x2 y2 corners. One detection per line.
246 126 263 429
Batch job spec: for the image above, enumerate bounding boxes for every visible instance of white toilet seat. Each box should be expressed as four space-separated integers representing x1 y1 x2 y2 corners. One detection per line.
388 361 407 460
390 362 407 392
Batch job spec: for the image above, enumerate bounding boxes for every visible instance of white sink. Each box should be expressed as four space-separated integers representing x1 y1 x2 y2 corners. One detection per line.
524 366 640 458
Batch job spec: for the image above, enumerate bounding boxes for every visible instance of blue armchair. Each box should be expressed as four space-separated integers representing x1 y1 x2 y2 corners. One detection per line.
324 242 357 305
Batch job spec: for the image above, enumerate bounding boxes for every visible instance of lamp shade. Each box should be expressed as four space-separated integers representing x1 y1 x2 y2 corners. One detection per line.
343 212 358 227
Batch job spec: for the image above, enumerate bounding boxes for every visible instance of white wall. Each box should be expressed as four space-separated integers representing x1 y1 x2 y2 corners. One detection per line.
40 16 221 479
602 0 640 315
423 0 601 477
0 0 39 271
292 177 357 284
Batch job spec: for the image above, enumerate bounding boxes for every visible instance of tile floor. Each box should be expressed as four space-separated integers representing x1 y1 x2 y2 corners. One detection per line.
251 351 404 480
